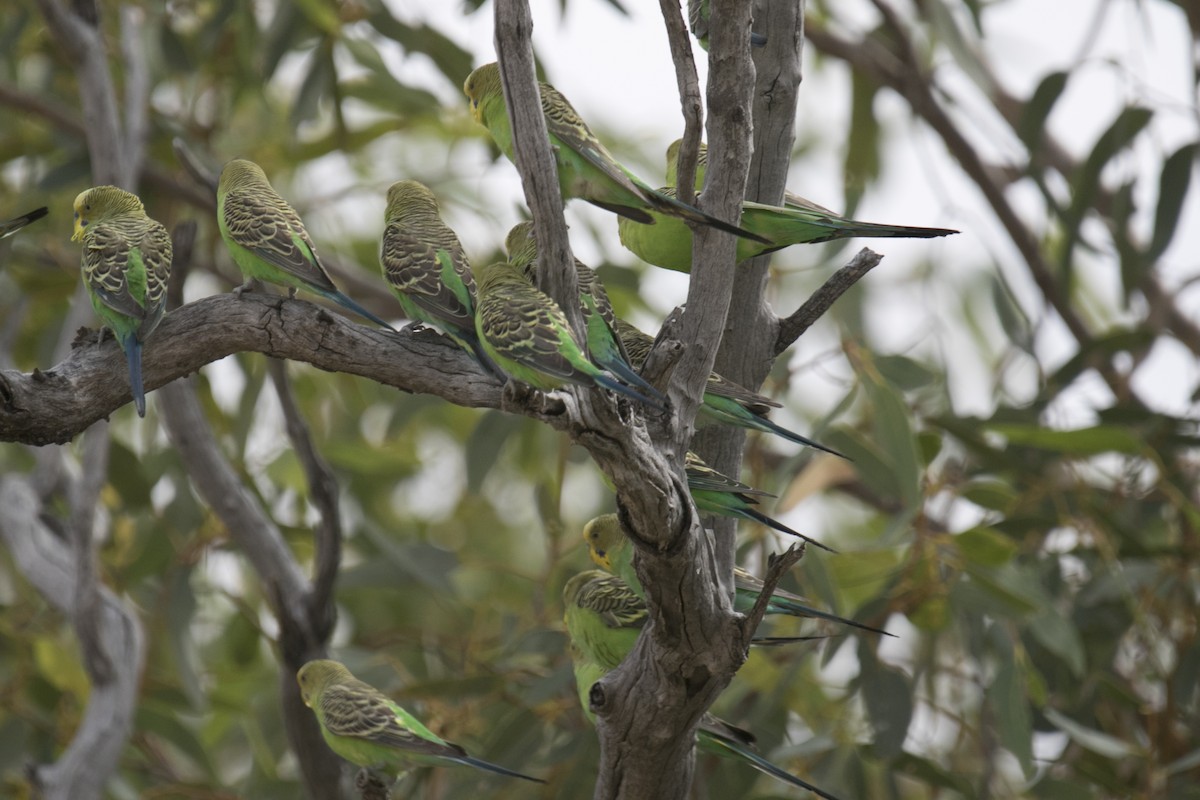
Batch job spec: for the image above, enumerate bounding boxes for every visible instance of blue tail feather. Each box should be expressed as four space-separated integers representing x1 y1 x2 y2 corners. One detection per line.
596 354 668 407
749 414 848 459
767 597 895 637
322 289 397 331
594 371 669 412
703 734 844 800
455 755 544 783
122 335 146 418
739 508 837 554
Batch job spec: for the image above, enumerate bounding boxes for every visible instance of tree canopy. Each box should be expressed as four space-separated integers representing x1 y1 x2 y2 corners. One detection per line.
0 1 1197 799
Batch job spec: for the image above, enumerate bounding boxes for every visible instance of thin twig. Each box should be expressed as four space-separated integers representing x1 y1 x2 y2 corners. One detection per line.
266 358 342 630
775 247 883 354
658 0 702 208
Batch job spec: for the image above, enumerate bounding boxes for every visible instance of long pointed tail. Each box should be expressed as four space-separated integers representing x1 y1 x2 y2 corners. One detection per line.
123 336 146 418
765 597 895 637
323 289 397 331
702 403 847 458
594 371 669 413
702 733 844 800
647 189 773 245
738 507 837 554
1 206 49 239
594 353 668 408
455 755 545 783
750 635 834 646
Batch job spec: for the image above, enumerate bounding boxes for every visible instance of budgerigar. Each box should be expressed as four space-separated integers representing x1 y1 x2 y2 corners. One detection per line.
72 187 171 417
297 660 543 783
615 318 844 457
504 221 665 405
380 180 501 376
685 451 835 552
463 63 769 244
1 206 48 239
687 0 767 50
619 139 958 272
564 575 844 800
474 260 666 410
217 159 393 329
584 514 891 636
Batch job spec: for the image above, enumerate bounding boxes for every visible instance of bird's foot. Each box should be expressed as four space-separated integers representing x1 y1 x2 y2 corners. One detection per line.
233 278 259 297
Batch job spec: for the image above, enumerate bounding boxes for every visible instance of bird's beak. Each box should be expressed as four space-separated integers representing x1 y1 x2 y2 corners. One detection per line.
71 214 84 242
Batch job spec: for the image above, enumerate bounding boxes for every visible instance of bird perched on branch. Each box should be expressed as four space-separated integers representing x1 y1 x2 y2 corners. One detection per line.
474 259 667 410
504 221 665 405
72 186 171 417
615 317 844 456
380 180 501 376
297 659 543 784
217 158 393 329
463 62 769 245
563 572 844 799
584 514 891 636
619 139 958 272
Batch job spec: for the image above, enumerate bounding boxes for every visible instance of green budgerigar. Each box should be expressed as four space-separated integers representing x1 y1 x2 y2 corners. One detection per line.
474 260 666 410
463 63 769 244
615 318 844 457
297 660 543 783
563 573 843 800
72 187 171 417
504 221 665 405
584 514 892 636
217 159 393 329
685 451 835 552
380 180 501 377
619 139 958 272
1 206 48 239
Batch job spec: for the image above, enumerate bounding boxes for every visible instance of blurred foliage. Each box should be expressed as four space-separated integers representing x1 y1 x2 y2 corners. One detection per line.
1 0 1198 799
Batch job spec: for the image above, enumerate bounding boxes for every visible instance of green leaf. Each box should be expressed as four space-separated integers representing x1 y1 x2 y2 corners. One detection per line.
1148 142 1197 261
1043 708 1137 759
961 479 1018 514
859 650 913 758
1060 106 1154 272
1028 608 1086 676
1017 71 1069 152
990 272 1034 354
990 656 1033 774
955 526 1018 567
985 422 1143 456
366 8 474 84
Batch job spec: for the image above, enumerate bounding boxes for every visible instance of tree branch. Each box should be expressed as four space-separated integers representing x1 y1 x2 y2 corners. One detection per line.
492 0 581 335
0 293 503 446
0 477 145 800
776 247 883 354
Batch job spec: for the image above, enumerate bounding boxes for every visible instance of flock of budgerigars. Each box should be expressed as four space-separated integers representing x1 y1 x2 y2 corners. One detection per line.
3 59 956 797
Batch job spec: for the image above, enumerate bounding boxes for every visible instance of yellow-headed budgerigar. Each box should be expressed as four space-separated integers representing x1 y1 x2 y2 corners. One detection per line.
297 659 543 783
474 259 666 410
217 159 393 329
504 221 665 405
463 62 769 245
619 139 957 272
380 180 502 376
72 187 171 417
584 514 891 636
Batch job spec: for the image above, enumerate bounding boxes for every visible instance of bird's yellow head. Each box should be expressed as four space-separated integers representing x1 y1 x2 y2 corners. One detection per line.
71 186 143 242
582 514 623 571
503 221 537 269
218 158 269 195
384 179 439 224
463 62 501 125
296 659 353 708
664 139 708 190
